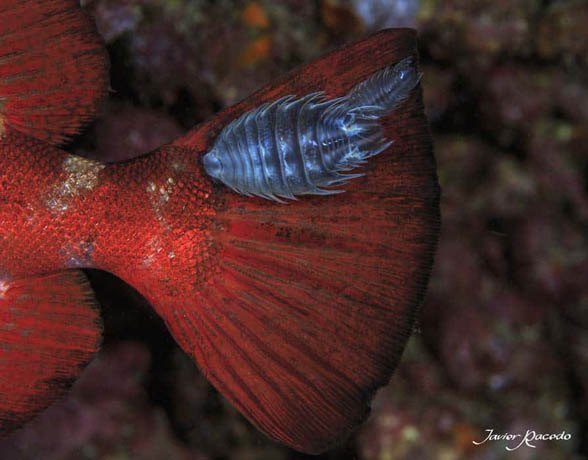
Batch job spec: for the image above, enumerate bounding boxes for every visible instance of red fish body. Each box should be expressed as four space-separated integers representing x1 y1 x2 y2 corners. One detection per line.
0 130 216 296
0 0 439 453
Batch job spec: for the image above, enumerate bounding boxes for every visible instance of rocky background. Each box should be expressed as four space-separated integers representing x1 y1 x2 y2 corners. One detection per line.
1 0 586 459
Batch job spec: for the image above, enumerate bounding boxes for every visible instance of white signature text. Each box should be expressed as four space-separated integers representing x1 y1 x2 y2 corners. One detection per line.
472 428 572 451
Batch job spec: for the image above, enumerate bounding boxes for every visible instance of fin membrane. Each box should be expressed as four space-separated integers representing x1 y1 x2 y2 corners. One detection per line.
0 271 102 435
0 0 109 145
168 29 440 453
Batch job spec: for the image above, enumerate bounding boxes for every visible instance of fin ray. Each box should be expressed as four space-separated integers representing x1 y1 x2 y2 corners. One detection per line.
0 0 109 144
0 271 102 435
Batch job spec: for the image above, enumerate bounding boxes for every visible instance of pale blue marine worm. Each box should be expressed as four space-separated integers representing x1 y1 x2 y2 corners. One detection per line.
203 57 420 202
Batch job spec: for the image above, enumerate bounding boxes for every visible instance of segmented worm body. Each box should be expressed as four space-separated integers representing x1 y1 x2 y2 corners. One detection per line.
203 57 420 201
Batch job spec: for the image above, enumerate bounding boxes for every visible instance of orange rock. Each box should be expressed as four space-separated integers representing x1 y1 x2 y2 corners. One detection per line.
453 422 480 453
238 35 272 67
241 1 270 29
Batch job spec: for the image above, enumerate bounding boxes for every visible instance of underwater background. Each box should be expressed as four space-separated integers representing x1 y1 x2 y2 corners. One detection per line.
1 0 586 458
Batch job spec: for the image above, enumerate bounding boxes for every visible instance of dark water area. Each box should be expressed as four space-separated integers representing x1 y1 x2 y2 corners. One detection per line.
1 0 586 459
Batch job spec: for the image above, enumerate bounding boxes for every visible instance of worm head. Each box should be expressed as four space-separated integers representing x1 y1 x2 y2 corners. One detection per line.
203 148 223 181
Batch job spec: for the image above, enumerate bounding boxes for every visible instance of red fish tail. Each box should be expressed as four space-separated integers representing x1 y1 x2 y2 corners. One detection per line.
151 29 440 453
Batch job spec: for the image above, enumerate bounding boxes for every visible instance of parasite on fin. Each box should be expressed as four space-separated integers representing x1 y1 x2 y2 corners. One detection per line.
202 57 420 201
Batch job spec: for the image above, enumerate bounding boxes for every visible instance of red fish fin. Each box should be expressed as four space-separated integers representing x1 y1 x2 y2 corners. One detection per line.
0 0 108 145
0 271 102 435
165 29 439 453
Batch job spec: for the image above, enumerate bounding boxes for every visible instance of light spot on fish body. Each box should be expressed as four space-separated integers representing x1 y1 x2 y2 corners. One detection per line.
0 279 10 299
46 156 105 212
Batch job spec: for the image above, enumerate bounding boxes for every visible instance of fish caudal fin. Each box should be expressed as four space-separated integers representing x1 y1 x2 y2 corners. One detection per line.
169 29 440 453
0 0 109 145
0 272 102 435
